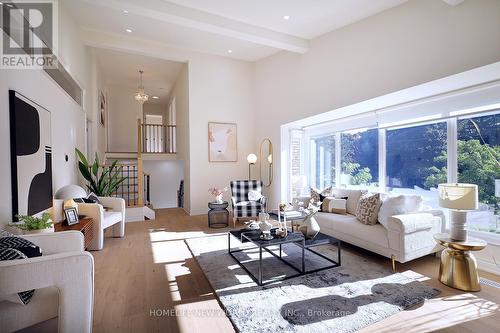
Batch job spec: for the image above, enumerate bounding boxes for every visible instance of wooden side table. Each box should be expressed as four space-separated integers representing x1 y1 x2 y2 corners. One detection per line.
434 233 487 291
55 217 94 250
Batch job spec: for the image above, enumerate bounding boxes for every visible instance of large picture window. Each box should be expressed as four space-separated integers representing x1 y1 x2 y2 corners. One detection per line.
386 122 447 207
300 108 499 237
457 113 500 233
340 128 378 187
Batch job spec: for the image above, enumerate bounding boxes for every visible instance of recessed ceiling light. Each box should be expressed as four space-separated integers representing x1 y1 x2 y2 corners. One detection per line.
227 49 233 53
152 96 159 99
123 10 129 14
125 28 133 33
283 15 290 20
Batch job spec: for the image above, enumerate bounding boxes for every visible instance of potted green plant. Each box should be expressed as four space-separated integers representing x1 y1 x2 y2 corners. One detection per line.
75 148 126 196
9 212 54 234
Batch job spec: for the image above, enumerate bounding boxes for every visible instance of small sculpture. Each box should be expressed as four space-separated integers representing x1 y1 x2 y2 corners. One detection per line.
259 212 273 239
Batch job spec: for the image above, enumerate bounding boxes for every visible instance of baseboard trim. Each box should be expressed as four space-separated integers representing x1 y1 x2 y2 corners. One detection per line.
477 258 500 276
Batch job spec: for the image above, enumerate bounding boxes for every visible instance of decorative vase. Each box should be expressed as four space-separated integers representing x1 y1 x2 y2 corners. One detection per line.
52 199 65 222
298 215 320 239
215 194 224 204
259 218 272 233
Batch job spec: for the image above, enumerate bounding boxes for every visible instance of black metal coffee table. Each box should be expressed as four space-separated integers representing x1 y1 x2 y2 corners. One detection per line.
228 229 305 286
228 228 343 285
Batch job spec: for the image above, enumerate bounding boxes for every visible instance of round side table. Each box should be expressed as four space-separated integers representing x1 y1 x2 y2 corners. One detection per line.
208 202 229 228
434 233 487 291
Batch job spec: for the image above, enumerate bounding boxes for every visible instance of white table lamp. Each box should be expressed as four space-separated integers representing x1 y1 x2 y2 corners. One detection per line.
438 183 478 241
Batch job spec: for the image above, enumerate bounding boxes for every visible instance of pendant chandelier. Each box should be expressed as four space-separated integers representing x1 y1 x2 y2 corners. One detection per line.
134 70 149 104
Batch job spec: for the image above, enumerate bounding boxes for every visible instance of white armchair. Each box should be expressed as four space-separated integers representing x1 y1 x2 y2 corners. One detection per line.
0 231 94 333
78 196 126 251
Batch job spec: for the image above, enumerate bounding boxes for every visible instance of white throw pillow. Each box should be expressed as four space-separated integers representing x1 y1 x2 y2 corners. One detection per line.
331 188 366 215
248 190 263 201
378 195 406 228
404 195 424 213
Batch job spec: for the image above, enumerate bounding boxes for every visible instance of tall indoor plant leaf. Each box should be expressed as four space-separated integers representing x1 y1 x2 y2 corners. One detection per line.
75 148 126 196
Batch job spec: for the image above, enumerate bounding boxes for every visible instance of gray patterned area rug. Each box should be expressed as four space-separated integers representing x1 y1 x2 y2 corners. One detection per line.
186 234 440 333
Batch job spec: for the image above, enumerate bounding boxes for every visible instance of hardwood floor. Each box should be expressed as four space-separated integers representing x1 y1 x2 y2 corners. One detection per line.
92 208 500 333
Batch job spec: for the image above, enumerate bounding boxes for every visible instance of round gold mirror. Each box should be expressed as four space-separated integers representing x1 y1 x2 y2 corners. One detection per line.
259 138 273 187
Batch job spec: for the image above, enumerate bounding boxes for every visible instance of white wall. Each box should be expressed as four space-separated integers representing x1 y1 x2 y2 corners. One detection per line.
168 64 190 212
253 0 500 209
187 54 255 215
0 4 92 226
107 85 142 152
142 160 183 208
86 48 106 160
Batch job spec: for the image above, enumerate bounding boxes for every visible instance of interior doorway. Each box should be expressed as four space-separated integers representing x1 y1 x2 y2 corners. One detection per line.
145 114 163 125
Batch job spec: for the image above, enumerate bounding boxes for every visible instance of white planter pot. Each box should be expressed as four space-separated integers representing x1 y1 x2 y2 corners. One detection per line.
21 226 55 235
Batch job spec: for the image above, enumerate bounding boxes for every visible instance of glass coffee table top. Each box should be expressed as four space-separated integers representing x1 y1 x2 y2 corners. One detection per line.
229 228 304 246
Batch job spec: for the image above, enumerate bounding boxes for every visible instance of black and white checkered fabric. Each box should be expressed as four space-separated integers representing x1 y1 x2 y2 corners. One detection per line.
0 230 41 304
0 248 35 304
230 180 267 218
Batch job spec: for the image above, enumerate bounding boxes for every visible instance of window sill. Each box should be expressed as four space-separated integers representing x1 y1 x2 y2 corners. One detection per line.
468 230 500 246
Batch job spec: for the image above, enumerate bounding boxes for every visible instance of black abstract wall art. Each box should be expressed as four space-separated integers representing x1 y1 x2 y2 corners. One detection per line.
9 90 53 221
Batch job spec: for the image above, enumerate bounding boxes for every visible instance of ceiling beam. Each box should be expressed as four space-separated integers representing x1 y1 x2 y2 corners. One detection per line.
82 0 309 53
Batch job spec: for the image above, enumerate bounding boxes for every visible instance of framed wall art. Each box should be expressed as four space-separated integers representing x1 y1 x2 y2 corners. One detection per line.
208 122 237 162
9 90 53 221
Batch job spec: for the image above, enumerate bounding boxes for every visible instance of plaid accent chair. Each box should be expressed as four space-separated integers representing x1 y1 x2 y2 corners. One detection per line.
230 180 267 226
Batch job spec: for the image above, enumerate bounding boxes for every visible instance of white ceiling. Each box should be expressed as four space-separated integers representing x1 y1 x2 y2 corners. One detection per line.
64 0 409 62
94 47 184 104
165 0 408 39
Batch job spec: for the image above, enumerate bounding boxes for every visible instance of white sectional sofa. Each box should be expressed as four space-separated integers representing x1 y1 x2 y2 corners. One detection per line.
297 188 445 265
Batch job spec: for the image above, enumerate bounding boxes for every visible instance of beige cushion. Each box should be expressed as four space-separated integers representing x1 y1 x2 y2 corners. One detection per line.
356 193 382 225
331 188 366 215
322 197 347 214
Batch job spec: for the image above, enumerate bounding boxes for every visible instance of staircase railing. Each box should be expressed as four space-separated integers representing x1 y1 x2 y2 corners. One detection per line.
140 123 177 153
103 163 151 207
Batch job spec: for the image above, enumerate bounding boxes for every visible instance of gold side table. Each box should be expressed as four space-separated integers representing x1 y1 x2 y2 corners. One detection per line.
434 233 487 292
